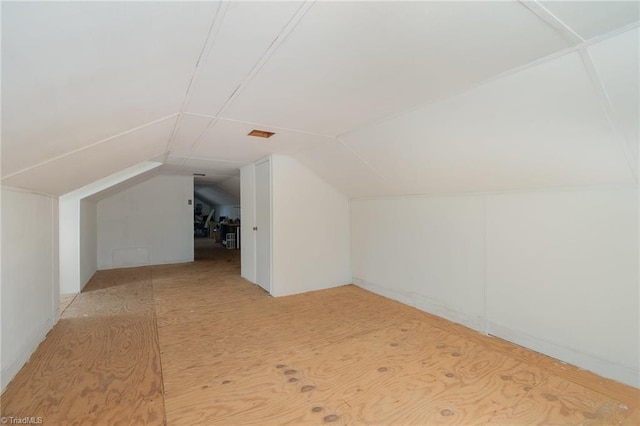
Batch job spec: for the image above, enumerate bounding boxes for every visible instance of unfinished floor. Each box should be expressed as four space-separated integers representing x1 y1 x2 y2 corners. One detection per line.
1 240 638 425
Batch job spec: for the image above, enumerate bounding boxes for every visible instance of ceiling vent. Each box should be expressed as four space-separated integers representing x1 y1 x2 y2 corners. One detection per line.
193 173 206 177
248 129 275 138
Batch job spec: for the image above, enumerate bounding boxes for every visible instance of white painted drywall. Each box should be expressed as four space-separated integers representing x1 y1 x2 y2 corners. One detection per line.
79 199 97 287
240 164 256 283
59 161 162 293
59 196 80 294
351 186 639 387
485 187 639 387
351 196 486 331
97 174 194 269
270 155 351 297
1 187 59 392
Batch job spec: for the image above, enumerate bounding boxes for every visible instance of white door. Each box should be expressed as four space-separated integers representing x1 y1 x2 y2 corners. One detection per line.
255 160 271 293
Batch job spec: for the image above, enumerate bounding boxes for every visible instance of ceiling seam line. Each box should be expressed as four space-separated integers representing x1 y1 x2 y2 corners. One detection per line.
578 48 639 183
518 0 584 45
183 0 315 162
336 24 638 141
214 0 316 118
184 113 336 139
164 1 230 156
178 117 219 167
350 183 640 202
336 138 393 186
1 114 179 181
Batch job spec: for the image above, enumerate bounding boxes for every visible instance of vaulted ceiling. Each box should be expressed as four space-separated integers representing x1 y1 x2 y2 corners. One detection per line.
2 1 638 198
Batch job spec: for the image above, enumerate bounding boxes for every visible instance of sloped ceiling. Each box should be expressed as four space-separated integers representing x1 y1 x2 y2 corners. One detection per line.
2 1 638 198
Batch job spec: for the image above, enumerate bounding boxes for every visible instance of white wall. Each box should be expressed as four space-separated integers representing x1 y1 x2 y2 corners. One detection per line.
97 174 193 269
59 198 98 293
270 155 351 297
1 187 59 392
351 186 639 387
59 161 161 293
79 199 97 287
59 196 80 293
240 164 256 283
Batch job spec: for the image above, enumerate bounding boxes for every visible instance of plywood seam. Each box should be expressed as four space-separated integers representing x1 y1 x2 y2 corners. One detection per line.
150 268 169 425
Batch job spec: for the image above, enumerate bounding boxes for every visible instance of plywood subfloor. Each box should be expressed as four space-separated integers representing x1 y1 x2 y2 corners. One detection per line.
2 239 638 425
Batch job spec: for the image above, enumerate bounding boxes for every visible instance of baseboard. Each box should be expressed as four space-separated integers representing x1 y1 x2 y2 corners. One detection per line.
488 322 640 389
352 277 486 333
1 315 55 393
97 258 194 271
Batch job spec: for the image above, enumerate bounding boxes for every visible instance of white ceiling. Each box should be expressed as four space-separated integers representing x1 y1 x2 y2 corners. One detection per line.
2 1 638 198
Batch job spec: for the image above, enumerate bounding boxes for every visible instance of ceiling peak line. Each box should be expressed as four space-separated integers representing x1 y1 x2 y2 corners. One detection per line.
578 48 639 183
336 43 574 141
336 22 639 142
177 116 220 167
164 1 230 155
182 1 316 161
337 138 393 186
518 0 584 45
214 1 316 118
1 114 179 182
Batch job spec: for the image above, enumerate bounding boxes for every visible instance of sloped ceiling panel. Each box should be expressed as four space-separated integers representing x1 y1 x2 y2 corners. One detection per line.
342 52 636 197
185 1 303 116
222 1 569 136
2 116 178 196
588 28 640 168
1 2 216 177
292 141 398 198
540 1 640 40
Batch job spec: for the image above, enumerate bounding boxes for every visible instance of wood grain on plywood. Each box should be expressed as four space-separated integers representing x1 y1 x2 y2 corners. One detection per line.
2 240 638 425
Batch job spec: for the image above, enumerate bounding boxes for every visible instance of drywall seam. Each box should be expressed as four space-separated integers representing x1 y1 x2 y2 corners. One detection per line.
183 1 316 162
1 114 178 181
351 183 639 202
518 0 584 45
165 1 229 154
337 24 638 141
0 185 56 198
337 138 393 185
578 47 639 182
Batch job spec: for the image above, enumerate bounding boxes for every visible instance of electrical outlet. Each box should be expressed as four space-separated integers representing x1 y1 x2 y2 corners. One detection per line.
188 199 192 205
